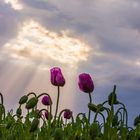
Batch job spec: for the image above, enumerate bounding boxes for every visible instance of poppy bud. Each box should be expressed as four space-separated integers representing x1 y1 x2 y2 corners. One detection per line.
16 107 22 117
44 111 53 120
88 103 104 112
78 73 94 93
19 95 28 105
108 85 118 106
50 67 65 87
26 97 38 109
41 96 52 106
88 103 98 112
108 93 118 106
63 109 72 119
134 115 140 126
30 118 39 132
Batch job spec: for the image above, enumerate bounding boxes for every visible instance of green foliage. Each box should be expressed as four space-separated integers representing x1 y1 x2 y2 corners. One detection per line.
0 86 139 140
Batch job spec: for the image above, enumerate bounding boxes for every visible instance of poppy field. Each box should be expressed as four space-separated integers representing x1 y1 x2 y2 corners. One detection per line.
0 67 140 140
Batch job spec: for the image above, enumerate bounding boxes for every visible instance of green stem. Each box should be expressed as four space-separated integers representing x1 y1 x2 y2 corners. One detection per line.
88 92 92 123
0 93 3 104
37 92 51 99
118 102 128 127
27 92 37 97
54 86 60 122
115 107 128 127
76 113 86 120
99 112 106 125
57 109 68 126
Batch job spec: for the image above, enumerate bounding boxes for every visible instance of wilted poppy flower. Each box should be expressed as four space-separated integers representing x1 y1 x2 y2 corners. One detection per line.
64 110 72 119
78 73 94 93
41 95 52 106
50 67 65 87
44 111 52 120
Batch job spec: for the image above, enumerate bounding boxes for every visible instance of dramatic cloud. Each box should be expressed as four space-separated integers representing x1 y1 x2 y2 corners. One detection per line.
1 20 90 68
0 0 140 125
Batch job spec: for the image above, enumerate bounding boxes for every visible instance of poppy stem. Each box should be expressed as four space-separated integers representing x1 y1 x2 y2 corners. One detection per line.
0 93 3 104
88 92 92 123
54 86 60 122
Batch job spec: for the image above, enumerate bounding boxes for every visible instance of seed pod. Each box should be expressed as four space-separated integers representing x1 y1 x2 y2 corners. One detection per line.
30 118 39 132
26 97 38 109
16 107 22 117
19 95 28 105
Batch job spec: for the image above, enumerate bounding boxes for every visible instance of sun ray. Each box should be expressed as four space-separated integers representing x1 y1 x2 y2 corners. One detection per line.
1 20 91 69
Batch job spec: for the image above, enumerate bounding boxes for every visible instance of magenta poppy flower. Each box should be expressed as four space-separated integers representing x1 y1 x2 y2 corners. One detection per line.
64 110 72 119
45 111 52 120
50 67 65 86
41 96 52 106
78 73 94 93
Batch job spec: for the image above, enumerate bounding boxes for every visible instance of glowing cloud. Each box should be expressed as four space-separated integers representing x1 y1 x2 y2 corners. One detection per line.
1 20 90 68
4 0 23 10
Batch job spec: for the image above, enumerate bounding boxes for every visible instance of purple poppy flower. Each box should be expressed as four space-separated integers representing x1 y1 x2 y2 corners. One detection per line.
41 96 52 106
45 111 52 120
50 67 65 87
64 110 72 119
78 73 94 93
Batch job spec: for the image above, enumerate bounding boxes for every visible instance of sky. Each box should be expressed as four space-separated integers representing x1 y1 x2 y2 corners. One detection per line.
0 0 140 126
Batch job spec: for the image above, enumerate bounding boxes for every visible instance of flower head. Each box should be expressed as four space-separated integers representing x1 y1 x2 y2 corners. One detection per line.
44 111 52 120
64 109 72 119
41 95 52 106
50 67 65 87
78 73 94 93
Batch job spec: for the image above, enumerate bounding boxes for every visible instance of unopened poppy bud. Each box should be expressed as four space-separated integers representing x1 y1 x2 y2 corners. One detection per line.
30 118 39 132
88 103 98 112
108 93 118 106
19 95 28 105
97 104 104 112
44 111 53 120
26 97 38 109
134 115 140 126
16 107 22 117
108 85 118 106
64 109 72 119
41 96 52 106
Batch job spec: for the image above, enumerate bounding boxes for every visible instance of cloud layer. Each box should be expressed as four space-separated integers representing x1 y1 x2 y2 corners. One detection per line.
0 0 140 126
